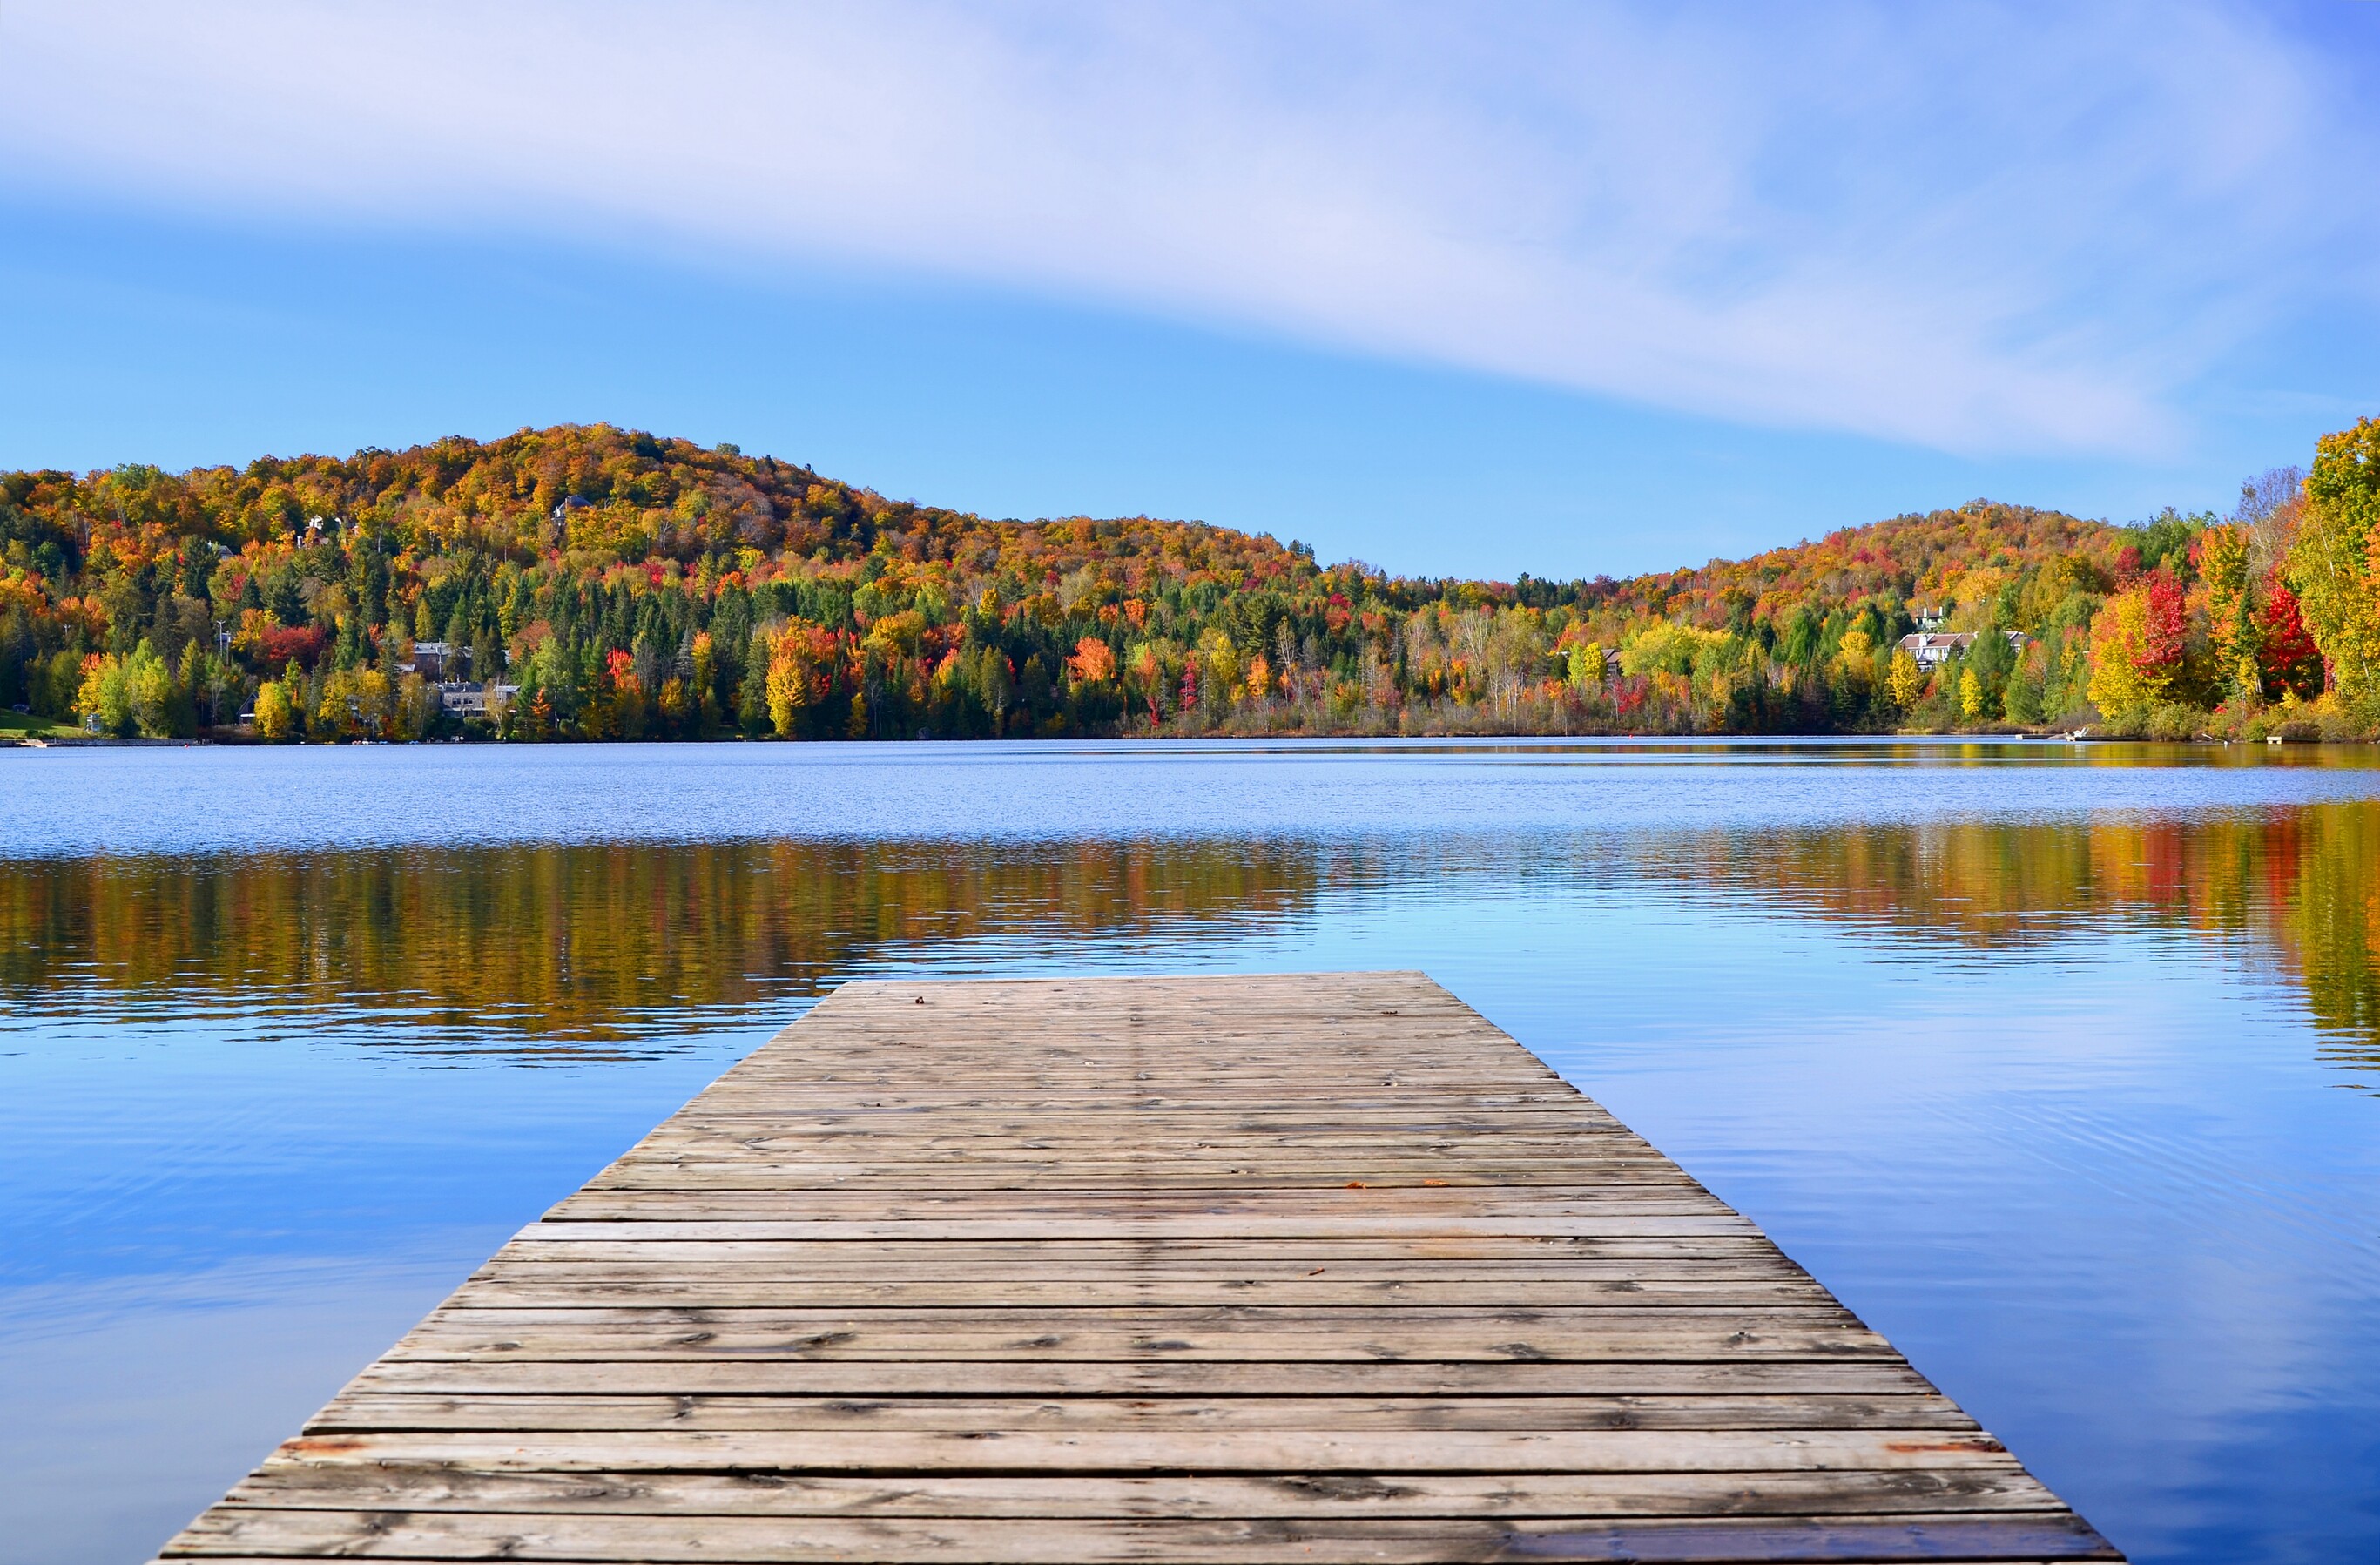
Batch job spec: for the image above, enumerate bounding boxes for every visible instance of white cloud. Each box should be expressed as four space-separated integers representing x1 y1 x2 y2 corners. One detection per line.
0 0 2367 455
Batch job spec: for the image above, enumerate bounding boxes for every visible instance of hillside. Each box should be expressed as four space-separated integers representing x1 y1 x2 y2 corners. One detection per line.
0 421 2351 742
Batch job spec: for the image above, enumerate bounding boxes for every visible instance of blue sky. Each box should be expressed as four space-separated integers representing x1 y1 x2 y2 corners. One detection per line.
3 1 2377 579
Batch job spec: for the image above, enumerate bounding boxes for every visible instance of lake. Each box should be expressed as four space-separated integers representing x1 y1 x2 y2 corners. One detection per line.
4 739 2377 1563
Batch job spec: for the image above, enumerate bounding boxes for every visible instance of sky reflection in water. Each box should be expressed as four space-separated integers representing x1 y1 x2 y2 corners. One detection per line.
3 739 2377 1564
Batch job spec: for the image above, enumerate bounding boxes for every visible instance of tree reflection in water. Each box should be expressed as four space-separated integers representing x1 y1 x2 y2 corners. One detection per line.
1615 806 2380 1088
3 805 2376 1083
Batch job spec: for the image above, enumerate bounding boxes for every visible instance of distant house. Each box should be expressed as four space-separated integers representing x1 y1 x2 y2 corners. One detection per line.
437 681 519 718
1898 630 2030 671
400 641 467 680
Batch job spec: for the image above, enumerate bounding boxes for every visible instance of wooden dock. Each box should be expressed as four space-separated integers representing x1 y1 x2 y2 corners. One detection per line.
158 972 2120 1563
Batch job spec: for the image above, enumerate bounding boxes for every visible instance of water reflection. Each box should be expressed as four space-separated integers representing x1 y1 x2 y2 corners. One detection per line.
10 752 2380 1565
0 840 1336 1052
8 804 2379 1083
1614 810 2380 1087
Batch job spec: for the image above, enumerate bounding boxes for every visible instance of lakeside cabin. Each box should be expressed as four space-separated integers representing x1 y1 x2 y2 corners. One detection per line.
1898 629 2031 671
391 641 521 718
396 640 466 680
434 680 520 718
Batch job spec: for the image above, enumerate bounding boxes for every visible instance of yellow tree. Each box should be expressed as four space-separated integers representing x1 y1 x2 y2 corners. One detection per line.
1566 640 1605 692
354 668 394 736
2088 574 2186 719
1197 629 1239 708
76 652 131 735
254 680 295 741
691 631 718 732
762 620 839 738
1885 649 1924 709
2197 522 2258 702
124 641 179 737
2290 420 2380 699
315 667 359 737
1959 667 1986 720
764 631 806 737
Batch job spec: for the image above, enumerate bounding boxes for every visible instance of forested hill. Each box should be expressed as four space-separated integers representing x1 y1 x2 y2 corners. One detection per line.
0 421 2351 741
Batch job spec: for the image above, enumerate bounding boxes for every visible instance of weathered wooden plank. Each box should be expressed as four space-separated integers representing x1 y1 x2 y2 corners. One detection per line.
249 1427 2019 1473
387 1312 1889 1364
386 1332 1889 1366
651 1103 1629 1117
552 1189 1737 1212
508 1227 1787 1256
651 1110 1637 1130
482 1237 1790 1265
612 1141 1670 1157
583 1168 1704 1191
673 1094 1602 1112
475 1248 1812 1276
445 1277 1837 1308
528 1211 1767 1239
153 1550 2085 1560
213 1465 2072 1520
310 1392 1981 1433
154 973 2119 1565
601 1145 1686 1162
345 1359 1944 1398
404 1303 1864 1326
166 1510 2118 1562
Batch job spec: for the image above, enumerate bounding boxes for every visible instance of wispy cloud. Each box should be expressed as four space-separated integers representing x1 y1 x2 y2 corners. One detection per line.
1 1 2367 456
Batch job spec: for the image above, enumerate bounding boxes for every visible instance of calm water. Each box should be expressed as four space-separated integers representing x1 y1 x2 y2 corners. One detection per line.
4 739 2378 1563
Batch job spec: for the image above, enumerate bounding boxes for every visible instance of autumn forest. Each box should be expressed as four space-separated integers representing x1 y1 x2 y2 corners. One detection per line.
7 418 2380 744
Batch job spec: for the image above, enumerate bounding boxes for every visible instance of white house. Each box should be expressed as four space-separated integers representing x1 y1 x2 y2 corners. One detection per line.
437 681 519 718
1898 630 2030 671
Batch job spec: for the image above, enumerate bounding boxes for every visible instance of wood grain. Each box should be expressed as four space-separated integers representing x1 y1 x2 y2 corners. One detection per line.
152 971 2120 1563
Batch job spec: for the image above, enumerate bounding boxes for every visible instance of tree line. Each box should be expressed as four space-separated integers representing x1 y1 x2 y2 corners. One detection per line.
4 419 2378 743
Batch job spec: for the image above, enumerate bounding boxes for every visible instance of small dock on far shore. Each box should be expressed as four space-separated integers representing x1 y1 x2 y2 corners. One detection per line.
157 971 2120 1563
